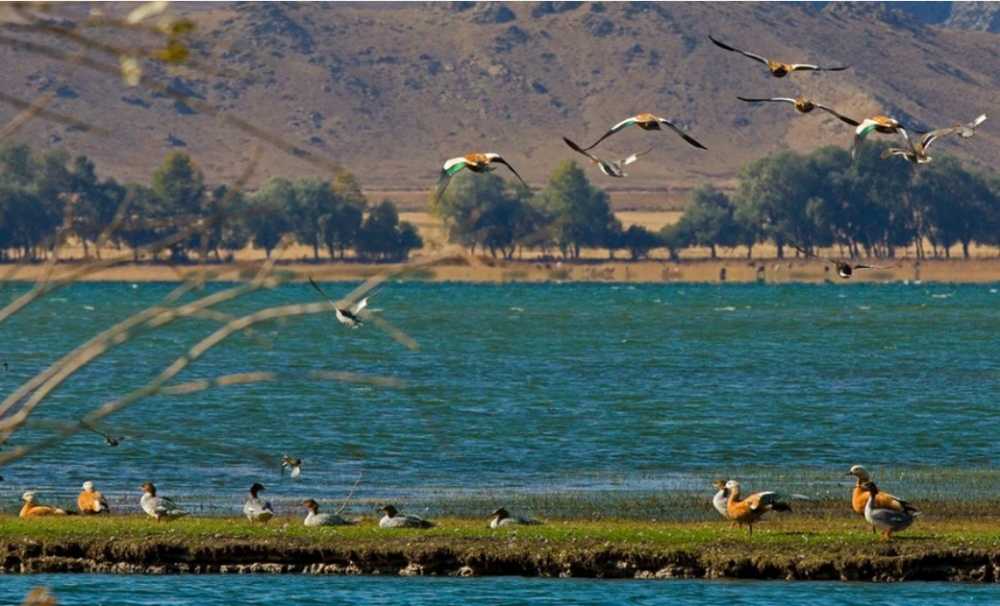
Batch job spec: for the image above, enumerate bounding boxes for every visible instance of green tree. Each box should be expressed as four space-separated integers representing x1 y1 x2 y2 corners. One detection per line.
246 177 295 258
357 199 423 262
621 225 661 260
917 155 991 258
323 171 367 259
536 160 615 259
676 184 740 259
292 176 337 260
150 151 206 261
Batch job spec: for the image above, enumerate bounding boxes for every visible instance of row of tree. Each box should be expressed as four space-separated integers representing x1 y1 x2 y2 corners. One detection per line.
0 144 421 262
432 143 1000 260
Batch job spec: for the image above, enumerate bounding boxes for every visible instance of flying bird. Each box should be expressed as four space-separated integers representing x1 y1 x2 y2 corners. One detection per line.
563 137 653 178
81 421 140 447
851 116 926 163
434 153 529 200
243 482 275 525
583 113 706 151
308 276 382 329
955 113 987 138
709 36 849 78
880 126 961 165
281 455 302 477
737 96 859 126
847 465 918 534
862 480 919 540
793 244 900 279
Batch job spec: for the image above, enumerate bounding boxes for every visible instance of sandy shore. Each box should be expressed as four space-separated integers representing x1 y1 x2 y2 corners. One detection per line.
2 256 999 284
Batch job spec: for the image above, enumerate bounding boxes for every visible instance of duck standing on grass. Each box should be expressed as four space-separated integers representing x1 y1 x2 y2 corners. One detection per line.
78 481 109 515
847 465 918 533
725 480 809 535
378 504 435 529
243 482 274 525
488 507 542 528
20 492 69 517
711 480 736 528
302 498 356 527
862 480 918 540
140 482 189 523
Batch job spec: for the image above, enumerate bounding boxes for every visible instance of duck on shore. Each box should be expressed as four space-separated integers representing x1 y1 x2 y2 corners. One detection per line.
862 480 918 540
140 482 189 523
78 481 109 515
847 465 918 533
378 504 435 529
711 480 736 528
20 492 69 517
488 507 542 528
725 480 809 535
302 498 356 527
243 482 275 525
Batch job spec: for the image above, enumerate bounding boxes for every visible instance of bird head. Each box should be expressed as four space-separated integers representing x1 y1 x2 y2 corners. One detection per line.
82 481 95 492
489 507 508 519
847 465 871 480
379 504 399 517
140 482 156 496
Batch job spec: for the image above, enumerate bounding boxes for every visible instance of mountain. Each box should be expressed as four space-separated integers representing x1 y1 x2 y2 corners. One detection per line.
0 2 996 210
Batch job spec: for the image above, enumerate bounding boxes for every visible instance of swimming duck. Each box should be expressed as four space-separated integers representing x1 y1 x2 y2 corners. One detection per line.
77 481 109 515
434 153 529 200
243 482 275 525
488 507 542 528
302 498 356 526
139 482 189 523
563 137 653 178
711 480 736 528
792 244 899 279
847 465 918 533
280 455 303 477
308 277 381 330
880 126 960 165
20 492 68 517
378 504 435 529
862 480 918 540
956 113 987 138
709 36 849 78
736 97 859 126
724 480 808 535
583 113 706 152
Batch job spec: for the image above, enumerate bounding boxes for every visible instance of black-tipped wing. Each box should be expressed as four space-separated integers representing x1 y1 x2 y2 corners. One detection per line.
308 276 338 306
709 35 770 66
919 127 960 153
622 147 655 166
792 243 838 267
815 104 860 127
488 155 530 191
582 116 638 151
563 136 601 163
657 118 707 150
788 63 850 73
738 97 798 104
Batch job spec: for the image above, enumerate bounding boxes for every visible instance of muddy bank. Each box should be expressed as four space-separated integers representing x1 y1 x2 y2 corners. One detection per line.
2 536 998 581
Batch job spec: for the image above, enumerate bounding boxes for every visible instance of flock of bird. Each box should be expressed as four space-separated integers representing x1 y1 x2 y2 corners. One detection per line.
432 34 987 273
14 464 916 539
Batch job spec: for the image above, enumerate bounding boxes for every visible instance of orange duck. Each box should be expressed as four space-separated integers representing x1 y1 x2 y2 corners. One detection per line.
847 465 918 533
78 481 110 515
20 492 68 517
725 480 809 535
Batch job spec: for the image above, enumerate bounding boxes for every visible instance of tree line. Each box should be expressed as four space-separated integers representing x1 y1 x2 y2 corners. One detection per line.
434 143 1000 261
0 143 421 263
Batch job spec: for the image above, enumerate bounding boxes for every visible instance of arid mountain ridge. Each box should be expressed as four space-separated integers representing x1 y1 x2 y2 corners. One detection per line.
1 1 998 210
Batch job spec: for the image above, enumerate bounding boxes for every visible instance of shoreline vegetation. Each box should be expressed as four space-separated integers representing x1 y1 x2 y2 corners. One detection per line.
1 515 998 581
2 257 1000 284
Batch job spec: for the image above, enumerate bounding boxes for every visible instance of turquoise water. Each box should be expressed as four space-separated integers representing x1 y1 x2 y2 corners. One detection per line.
0 281 997 516
4 575 1000 604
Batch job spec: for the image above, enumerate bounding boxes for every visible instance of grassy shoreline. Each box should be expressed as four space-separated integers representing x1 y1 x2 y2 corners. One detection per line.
2 515 998 581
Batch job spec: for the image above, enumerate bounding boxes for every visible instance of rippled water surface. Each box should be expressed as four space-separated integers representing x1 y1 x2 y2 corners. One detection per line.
0 281 996 513
6 575 1000 605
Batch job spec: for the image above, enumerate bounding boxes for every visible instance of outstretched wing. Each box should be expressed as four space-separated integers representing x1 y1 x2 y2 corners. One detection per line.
788 63 850 73
960 113 987 137
563 136 603 165
738 96 798 104
351 286 385 314
709 35 771 66
656 118 707 150
308 276 339 306
622 147 655 166
853 263 901 271
583 116 639 151
814 103 860 127
433 157 470 201
792 243 838 267
484 153 530 191
919 127 960 153
879 147 909 161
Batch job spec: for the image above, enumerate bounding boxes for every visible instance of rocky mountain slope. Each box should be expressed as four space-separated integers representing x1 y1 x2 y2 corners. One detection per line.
0 2 997 209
